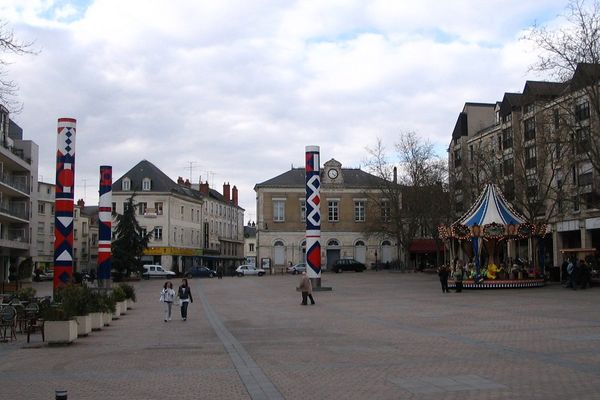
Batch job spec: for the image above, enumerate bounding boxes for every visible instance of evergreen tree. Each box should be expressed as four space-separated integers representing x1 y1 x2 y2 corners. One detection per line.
111 195 151 279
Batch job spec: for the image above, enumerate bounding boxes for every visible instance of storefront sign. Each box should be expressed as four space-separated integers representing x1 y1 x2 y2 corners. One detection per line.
143 247 203 256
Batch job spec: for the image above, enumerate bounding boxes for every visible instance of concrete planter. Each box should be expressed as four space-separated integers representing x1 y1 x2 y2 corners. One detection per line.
90 312 103 330
126 299 134 310
75 315 92 337
112 304 121 320
46 320 78 344
102 312 111 326
118 301 127 315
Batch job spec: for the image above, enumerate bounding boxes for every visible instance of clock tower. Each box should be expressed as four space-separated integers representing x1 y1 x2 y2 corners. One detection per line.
323 159 343 184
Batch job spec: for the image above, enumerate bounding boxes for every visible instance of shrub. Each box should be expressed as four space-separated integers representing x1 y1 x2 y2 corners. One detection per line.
112 285 126 302
16 286 37 301
88 290 115 314
119 283 136 302
55 285 92 316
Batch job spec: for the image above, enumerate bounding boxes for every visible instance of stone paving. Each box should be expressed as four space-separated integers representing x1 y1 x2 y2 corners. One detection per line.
1 272 599 399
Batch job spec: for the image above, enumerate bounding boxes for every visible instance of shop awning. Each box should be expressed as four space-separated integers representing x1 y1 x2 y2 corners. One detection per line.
409 239 446 254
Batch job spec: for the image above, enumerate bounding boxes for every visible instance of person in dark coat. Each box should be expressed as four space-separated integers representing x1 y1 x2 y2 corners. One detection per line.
177 279 194 321
438 265 450 293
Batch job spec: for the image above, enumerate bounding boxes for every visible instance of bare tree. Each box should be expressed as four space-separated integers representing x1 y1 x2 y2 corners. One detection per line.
364 133 451 267
0 21 35 111
525 0 600 180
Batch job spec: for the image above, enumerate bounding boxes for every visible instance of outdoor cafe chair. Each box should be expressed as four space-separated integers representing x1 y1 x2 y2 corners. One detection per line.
1 306 17 342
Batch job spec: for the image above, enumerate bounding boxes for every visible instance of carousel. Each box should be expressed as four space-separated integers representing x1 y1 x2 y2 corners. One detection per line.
438 184 548 289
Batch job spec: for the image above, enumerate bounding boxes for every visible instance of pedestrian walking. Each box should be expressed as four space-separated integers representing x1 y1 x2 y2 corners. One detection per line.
567 258 577 290
177 278 194 321
297 272 315 305
438 264 450 293
454 263 464 293
160 281 176 322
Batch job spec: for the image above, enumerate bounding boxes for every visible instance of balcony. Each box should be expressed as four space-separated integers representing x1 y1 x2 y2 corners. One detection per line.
0 203 28 222
0 229 29 250
1 138 32 165
0 172 29 194
143 208 157 218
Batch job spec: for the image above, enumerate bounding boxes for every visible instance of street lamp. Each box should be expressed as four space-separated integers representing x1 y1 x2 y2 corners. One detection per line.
375 250 378 271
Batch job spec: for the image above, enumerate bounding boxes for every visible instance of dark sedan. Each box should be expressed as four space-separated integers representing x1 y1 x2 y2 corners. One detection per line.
332 258 366 273
185 266 217 278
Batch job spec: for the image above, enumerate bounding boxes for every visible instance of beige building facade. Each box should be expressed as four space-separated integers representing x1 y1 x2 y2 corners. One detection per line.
255 159 399 271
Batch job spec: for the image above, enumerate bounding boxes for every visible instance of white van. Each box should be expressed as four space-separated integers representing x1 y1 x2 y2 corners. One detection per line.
142 265 176 279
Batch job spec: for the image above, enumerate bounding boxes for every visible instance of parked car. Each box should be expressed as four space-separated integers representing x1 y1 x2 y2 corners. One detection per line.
236 265 266 277
142 264 176 279
32 269 52 282
332 258 366 273
287 263 307 274
185 266 217 278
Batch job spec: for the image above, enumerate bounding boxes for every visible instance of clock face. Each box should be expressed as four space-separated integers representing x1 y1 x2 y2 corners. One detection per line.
328 169 338 179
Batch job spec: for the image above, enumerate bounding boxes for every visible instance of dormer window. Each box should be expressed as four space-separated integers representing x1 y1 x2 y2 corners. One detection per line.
122 178 131 191
142 177 151 191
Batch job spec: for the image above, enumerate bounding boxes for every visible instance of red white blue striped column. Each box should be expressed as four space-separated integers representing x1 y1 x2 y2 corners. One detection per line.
97 166 112 286
53 118 76 290
305 146 321 279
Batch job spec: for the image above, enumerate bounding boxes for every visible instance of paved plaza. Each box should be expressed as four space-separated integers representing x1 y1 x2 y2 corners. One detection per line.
1 272 599 399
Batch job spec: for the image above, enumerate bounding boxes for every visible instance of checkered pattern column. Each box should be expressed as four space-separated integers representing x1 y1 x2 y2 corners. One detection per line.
53 118 76 290
305 145 321 279
97 166 112 285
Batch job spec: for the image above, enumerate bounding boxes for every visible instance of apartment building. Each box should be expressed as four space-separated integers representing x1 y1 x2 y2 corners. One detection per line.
0 106 39 283
34 182 55 271
254 158 398 270
448 63 600 268
113 160 244 274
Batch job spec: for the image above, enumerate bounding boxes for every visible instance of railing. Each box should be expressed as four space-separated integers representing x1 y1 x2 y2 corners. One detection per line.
0 228 29 242
1 139 32 164
0 172 29 193
0 204 28 220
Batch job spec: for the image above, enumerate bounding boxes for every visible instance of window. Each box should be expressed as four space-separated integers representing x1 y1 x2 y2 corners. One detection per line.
380 199 391 222
154 226 163 240
453 149 461 168
74 229 78 240
273 200 285 222
122 178 131 191
38 203 45 214
573 194 580 212
142 177 151 191
249 243 255 252
575 100 590 122
299 199 306 222
525 146 536 169
138 202 147 215
503 157 514 176
354 200 365 222
140 228 147 238
173 228 177 242
504 180 515 201
469 145 474 161
524 118 535 141
155 202 163 215
112 202 116 212
575 128 590 154
91 233 97 245
502 128 513 150
180 206 184 216
328 200 339 222
37 222 44 234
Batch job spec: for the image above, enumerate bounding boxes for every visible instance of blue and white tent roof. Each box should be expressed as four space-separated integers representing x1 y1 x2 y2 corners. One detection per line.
455 184 525 227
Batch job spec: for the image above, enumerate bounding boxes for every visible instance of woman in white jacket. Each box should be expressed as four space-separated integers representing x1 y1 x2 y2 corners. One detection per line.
160 281 176 322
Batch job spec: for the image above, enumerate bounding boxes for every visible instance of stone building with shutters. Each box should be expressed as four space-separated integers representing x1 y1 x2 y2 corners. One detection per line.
254 159 400 271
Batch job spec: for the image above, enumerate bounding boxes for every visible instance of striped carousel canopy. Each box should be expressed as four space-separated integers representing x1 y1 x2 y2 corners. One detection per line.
456 184 525 227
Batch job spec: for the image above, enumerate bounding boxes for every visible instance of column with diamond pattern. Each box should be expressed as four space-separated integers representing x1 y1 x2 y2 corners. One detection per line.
97 166 112 287
53 118 76 290
305 145 321 280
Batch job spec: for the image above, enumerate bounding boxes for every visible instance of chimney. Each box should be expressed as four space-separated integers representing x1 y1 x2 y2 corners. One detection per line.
232 185 238 206
223 182 231 202
184 179 191 188
393 166 397 184
199 181 209 195
177 176 184 185
77 198 85 207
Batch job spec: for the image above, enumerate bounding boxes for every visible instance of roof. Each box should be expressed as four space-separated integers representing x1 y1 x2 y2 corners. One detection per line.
522 81 566 104
114 160 242 208
570 63 600 91
244 225 256 238
255 167 387 189
456 184 526 226
499 92 523 116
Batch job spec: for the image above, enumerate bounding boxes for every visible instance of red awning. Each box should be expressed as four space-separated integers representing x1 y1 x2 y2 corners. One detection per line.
409 239 446 254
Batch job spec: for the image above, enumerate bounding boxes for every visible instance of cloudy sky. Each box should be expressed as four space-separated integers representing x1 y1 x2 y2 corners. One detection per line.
1 0 569 220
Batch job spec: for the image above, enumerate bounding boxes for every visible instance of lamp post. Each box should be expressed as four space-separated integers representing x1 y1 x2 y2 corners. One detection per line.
375 250 378 271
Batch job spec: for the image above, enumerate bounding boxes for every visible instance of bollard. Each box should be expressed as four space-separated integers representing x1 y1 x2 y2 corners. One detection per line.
55 389 67 400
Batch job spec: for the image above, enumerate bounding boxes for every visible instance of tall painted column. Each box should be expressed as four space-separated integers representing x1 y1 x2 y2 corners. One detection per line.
97 166 112 288
53 118 77 290
305 145 321 286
